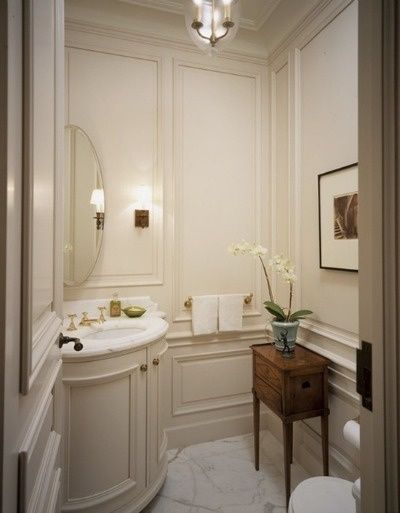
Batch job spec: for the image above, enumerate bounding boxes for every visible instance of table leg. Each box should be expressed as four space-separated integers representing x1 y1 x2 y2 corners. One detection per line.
253 389 260 471
321 414 329 476
283 421 293 507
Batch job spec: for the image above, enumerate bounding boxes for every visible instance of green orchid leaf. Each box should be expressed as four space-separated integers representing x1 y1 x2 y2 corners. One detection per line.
289 309 313 322
264 301 286 321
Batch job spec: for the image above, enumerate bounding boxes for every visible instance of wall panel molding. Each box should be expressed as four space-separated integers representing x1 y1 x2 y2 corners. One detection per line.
21 0 63 394
172 58 265 323
166 325 268 347
172 348 253 416
65 45 164 290
18 362 62 513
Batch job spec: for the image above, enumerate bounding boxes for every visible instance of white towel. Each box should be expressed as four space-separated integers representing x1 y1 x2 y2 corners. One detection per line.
218 294 244 332
192 295 219 336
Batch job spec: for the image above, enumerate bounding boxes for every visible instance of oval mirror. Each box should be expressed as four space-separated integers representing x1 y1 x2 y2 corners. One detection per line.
64 125 105 286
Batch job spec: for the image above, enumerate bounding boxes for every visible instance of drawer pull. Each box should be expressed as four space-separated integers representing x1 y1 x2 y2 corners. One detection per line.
302 381 311 389
153 358 160 366
140 364 148 372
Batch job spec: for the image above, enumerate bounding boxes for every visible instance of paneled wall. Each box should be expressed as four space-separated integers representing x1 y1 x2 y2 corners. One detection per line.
268 0 359 479
64 13 269 448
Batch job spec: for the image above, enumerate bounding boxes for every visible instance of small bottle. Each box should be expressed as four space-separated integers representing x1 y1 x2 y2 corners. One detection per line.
110 292 121 317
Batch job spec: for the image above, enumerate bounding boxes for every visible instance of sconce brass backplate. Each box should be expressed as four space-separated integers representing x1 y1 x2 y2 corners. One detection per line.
94 212 105 230
135 209 149 228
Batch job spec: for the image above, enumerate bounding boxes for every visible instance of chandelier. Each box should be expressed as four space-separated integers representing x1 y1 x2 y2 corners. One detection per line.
185 0 240 53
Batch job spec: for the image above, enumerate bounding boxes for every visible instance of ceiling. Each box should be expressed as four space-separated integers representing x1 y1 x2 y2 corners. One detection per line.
119 0 283 31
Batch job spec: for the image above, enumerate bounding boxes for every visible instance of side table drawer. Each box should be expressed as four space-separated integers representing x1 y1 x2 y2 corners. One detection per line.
288 373 324 414
254 375 282 414
255 356 282 391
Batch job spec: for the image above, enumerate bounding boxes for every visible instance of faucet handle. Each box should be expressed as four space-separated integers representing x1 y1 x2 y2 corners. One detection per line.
98 306 107 323
66 314 78 331
79 312 89 326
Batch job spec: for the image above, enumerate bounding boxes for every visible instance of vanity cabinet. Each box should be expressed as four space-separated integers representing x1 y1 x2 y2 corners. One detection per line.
61 338 168 513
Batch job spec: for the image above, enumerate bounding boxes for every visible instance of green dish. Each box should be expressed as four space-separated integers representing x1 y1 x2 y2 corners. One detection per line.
122 306 146 318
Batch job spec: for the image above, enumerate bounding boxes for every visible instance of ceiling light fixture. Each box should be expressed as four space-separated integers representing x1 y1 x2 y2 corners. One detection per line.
185 0 240 54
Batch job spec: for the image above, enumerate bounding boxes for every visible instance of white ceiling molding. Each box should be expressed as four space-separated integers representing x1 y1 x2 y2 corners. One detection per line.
65 17 269 65
118 0 283 31
119 0 184 16
251 0 283 31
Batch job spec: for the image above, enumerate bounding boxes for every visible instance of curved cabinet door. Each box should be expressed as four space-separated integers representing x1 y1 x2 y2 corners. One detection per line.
62 349 147 513
148 340 168 482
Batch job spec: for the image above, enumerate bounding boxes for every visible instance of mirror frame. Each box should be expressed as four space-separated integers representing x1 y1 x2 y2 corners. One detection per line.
64 124 105 287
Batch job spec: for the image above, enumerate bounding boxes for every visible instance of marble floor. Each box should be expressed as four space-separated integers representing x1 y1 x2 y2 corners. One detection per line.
143 430 310 513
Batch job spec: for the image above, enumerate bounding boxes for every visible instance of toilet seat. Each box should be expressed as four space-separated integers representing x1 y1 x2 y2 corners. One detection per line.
288 476 356 513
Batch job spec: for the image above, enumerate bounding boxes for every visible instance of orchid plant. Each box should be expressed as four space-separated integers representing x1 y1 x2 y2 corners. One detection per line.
228 241 312 323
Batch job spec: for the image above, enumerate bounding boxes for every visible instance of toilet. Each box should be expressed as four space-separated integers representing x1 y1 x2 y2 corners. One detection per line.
288 421 361 513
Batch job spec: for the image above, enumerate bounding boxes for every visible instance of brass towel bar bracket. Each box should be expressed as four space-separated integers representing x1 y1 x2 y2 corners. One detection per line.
184 293 253 309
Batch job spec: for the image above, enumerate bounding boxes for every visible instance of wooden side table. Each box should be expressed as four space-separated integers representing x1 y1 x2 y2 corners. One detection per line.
251 343 330 507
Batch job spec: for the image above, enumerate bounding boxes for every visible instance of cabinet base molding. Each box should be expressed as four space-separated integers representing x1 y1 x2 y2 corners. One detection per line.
114 459 168 513
61 458 168 513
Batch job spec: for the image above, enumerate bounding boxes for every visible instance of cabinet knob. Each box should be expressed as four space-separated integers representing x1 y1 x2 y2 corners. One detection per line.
140 364 148 372
153 358 160 366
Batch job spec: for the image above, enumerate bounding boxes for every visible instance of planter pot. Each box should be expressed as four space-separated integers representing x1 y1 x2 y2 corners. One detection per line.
271 320 300 352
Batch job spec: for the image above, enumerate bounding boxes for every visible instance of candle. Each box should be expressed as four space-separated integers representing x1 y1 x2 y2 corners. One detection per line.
194 0 203 22
223 0 232 20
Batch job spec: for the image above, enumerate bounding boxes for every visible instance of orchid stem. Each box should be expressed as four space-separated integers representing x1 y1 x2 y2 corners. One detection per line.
259 256 274 303
286 282 293 321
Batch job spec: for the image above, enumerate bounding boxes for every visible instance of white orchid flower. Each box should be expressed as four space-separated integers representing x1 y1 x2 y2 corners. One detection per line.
228 240 268 258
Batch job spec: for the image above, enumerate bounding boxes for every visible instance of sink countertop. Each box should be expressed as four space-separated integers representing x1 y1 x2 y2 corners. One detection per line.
61 313 169 361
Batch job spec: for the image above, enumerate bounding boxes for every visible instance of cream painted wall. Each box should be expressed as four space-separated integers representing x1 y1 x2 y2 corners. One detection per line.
268 0 360 479
64 0 360 481
300 2 358 333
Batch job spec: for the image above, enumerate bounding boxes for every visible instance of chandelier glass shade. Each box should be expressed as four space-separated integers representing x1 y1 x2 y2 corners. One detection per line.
185 0 240 54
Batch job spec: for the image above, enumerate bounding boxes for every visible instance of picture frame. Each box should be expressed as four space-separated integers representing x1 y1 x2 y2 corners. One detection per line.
318 163 358 272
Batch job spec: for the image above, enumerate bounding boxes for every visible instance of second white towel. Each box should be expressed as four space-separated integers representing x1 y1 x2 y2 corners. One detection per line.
219 294 244 332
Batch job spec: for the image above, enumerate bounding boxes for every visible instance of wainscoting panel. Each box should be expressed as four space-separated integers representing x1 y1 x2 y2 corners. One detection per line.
172 348 252 416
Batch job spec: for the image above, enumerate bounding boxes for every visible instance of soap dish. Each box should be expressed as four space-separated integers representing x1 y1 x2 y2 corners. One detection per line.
122 306 146 318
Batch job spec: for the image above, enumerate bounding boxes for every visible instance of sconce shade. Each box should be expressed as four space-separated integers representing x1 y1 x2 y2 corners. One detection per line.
136 185 152 209
90 188 105 213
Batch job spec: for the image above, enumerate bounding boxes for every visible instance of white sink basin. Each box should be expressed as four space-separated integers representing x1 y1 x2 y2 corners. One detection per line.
83 327 144 340
61 315 169 360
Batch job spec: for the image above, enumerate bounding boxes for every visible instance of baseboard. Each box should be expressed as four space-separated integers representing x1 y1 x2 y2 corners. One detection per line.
166 411 269 449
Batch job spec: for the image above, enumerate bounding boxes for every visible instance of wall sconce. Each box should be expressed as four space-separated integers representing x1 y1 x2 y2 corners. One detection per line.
135 185 151 228
90 188 105 230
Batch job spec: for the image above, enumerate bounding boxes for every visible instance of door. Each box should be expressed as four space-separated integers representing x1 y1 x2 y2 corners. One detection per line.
359 0 399 512
1 0 65 511
148 339 168 483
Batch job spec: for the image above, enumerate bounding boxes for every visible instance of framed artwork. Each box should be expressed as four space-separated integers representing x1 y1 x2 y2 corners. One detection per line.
318 163 358 272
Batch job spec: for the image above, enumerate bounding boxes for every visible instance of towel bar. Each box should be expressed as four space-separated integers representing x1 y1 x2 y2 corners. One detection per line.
184 293 253 309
